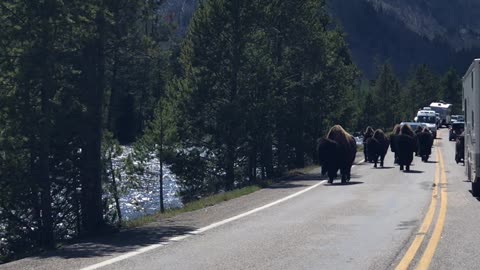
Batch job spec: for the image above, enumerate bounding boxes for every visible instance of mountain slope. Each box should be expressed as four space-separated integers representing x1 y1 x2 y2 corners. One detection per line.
160 0 480 78
329 0 479 77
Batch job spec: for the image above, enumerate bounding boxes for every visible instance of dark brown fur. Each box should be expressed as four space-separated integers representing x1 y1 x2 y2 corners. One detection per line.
318 125 357 184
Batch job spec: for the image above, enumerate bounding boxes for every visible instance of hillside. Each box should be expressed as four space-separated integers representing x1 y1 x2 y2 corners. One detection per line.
161 0 480 78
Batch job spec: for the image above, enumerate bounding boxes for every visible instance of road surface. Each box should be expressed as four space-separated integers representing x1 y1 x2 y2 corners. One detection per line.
2 129 480 270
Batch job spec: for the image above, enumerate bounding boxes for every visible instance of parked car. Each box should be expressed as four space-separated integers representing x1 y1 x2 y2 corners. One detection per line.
450 115 465 124
451 115 459 123
449 122 465 141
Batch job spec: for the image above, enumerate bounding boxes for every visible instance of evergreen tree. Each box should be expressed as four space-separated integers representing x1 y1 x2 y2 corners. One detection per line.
440 68 462 114
405 64 439 115
372 62 401 128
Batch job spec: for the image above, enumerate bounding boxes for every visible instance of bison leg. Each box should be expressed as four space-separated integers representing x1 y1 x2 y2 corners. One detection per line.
341 173 347 184
400 165 404 171
406 165 410 172
321 166 327 176
328 170 336 184
380 155 385 167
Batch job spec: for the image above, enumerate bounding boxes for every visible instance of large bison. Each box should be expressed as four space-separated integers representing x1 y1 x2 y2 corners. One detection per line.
395 124 416 172
390 124 401 164
416 128 434 162
366 129 390 168
317 125 357 184
363 126 374 162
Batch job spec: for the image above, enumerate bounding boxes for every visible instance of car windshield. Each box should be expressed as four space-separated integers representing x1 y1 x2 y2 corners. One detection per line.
417 116 436 123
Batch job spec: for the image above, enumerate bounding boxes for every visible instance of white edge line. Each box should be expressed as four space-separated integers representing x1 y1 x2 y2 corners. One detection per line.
80 179 327 270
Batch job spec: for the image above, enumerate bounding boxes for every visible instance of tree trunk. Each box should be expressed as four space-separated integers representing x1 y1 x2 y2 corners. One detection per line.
38 81 54 248
276 127 288 175
159 109 165 213
224 0 241 191
109 150 122 225
262 136 274 179
36 0 55 247
225 144 235 190
80 8 106 234
248 143 257 183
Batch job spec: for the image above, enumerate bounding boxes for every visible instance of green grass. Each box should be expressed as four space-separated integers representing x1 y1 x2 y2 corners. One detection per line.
122 185 261 228
357 145 364 152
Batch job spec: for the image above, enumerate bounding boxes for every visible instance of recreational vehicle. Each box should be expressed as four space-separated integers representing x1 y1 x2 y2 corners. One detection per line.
429 102 452 128
462 59 480 195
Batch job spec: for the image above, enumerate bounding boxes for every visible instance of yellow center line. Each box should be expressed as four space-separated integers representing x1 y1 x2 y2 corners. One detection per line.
395 149 440 270
415 146 448 270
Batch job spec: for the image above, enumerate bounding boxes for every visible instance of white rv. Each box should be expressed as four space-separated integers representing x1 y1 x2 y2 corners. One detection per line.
462 59 480 196
429 102 452 128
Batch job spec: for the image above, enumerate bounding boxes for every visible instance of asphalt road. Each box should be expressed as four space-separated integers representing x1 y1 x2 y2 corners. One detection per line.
2 129 480 270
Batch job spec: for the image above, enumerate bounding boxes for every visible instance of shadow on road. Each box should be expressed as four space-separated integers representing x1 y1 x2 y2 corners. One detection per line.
324 181 364 186
403 170 424 174
371 166 395 169
467 190 480 200
35 225 197 260
425 160 438 164
266 182 310 189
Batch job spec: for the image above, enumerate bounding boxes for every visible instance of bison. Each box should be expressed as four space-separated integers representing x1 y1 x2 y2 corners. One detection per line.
317 125 357 184
390 124 401 164
395 124 416 172
366 129 390 168
416 128 434 162
363 126 375 162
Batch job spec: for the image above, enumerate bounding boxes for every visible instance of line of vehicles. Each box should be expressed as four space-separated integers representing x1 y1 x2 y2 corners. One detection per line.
402 101 458 140
402 59 480 196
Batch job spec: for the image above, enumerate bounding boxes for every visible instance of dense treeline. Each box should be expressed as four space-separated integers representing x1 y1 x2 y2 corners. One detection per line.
0 0 464 263
0 0 172 261
355 62 463 131
160 0 358 201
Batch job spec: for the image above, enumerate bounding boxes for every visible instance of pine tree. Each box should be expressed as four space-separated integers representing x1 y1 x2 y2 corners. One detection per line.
406 64 439 114
440 68 462 113
372 62 401 129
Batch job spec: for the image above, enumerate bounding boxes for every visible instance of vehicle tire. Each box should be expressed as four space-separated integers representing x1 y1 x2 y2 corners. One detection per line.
472 180 480 197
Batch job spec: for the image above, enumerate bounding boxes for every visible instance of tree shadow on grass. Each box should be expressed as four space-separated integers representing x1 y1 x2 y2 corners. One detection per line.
35 225 197 260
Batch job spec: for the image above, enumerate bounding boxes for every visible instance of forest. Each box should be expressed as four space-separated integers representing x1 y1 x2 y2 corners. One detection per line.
0 0 463 263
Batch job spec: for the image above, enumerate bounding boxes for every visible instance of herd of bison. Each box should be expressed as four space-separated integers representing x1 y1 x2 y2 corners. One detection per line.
317 124 438 184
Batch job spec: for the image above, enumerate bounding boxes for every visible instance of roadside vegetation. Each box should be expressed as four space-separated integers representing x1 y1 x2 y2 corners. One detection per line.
0 0 463 264
122 185 261 229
